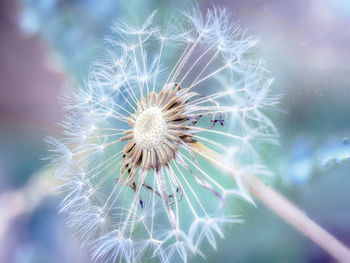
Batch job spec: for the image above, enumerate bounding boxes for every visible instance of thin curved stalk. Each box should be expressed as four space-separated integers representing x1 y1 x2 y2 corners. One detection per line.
192 142 350 263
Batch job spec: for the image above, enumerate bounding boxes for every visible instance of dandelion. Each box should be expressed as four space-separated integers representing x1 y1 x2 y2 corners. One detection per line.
47 8 350 263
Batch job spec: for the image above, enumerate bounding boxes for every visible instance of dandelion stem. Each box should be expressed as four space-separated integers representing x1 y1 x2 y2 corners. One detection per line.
193 142 350 263
242 173 350 263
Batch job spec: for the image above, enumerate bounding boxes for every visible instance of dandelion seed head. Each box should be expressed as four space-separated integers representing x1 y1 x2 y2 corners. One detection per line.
48 7 278 263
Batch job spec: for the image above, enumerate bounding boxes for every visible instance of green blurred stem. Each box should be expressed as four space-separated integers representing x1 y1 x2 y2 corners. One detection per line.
194 142 350 263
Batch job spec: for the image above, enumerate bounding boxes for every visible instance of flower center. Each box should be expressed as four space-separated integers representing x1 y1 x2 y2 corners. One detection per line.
133 107 167 150
120 86 195 177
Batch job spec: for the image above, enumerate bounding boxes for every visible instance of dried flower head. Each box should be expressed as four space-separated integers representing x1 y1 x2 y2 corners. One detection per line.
47 7 278 263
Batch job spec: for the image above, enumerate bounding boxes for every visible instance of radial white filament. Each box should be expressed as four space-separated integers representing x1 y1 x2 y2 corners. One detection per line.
48 7 278 263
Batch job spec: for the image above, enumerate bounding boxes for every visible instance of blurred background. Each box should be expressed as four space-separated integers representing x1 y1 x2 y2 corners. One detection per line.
0 0 349 262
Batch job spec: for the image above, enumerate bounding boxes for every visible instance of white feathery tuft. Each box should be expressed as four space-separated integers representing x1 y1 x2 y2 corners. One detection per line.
48 7 278 263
